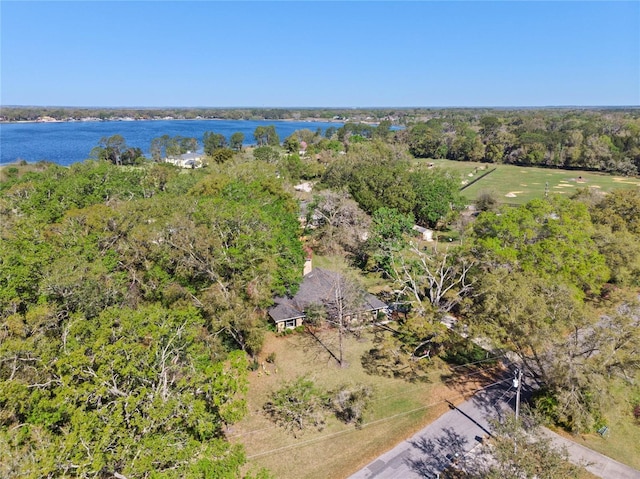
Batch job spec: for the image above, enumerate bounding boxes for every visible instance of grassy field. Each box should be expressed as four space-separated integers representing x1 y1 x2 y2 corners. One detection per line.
231 330 499 479
231 329 603 479
552 374 640 471
424 159 640 205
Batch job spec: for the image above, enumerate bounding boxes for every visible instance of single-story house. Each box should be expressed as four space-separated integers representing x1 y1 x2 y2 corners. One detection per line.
165 151 204 168
268 267 388 332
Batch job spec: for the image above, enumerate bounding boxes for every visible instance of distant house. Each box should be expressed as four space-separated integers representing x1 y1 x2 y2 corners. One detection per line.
268 267 388 332
165 151 204 168
413 225 434 242
294 182 313 193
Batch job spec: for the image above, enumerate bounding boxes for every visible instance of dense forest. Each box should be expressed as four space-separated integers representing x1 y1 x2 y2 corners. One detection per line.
1 113 639 477
0 160 303 477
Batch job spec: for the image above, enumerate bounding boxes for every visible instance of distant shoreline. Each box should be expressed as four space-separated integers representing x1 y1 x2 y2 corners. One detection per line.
0 117 350 166
0 117 349 125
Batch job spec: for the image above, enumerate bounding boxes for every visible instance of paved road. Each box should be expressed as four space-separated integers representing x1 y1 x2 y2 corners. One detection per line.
348 376 640 479
349 376 514 479
540 428 640 479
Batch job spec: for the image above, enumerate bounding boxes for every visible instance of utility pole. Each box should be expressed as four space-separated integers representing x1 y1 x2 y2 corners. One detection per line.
513 368 523 420
512 367 524 455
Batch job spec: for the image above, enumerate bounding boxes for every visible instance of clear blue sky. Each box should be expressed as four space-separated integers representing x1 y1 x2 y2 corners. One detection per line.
1 1 638 107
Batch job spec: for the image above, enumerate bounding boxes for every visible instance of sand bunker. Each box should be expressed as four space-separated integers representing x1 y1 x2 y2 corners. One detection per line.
612 178 640 185
505 191 523 197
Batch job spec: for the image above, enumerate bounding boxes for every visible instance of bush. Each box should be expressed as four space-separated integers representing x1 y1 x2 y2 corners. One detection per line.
249 359 260 371
329 384 373 428
263 376 327 437
475 189 500 212
253 146 280 163
532 389 560 424
210 148 234 164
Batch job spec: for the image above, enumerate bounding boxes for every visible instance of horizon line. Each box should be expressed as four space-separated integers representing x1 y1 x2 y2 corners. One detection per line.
3 104 639 110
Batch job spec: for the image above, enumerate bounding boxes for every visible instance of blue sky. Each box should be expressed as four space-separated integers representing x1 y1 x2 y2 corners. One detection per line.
1 1 638 107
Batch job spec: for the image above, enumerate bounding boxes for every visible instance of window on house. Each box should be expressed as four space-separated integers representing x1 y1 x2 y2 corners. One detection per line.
284 319 296 329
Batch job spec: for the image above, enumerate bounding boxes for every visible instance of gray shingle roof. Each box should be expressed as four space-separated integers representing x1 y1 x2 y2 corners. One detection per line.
268 268 387 323
268 301 306 322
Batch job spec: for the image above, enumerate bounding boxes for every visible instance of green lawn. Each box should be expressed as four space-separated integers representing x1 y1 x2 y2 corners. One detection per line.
232 330 492 479
422 159 640 205
553 374 640 471
232 330 605 479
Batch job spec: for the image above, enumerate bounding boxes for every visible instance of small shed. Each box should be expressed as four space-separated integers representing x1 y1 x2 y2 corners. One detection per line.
413 225 434 242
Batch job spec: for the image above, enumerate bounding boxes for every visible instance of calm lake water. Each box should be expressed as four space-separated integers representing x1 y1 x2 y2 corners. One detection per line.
0 119 343 166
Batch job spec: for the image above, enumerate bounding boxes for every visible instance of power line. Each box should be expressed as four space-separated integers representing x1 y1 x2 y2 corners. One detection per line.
230 355 508 439
492 385 514 407
245 377 512 459
449 354 505 370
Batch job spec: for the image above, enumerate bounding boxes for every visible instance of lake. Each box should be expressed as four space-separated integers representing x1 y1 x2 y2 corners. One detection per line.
0 119 343 166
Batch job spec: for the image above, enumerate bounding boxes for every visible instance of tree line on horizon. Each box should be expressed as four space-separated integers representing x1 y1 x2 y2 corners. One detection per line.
74 107 640 176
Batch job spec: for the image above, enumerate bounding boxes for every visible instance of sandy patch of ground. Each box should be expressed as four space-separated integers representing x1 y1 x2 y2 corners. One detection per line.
505 191 524 197
612 177 640 185
554 184 575 188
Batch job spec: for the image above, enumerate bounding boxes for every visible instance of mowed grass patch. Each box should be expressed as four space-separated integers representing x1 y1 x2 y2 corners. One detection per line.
422 159 640 205
551 374 640 470
232 330 492 479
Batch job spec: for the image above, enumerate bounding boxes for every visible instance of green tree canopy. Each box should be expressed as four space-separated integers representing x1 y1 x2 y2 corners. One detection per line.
0 304 251 478
0 161 305 476
470 197 609 295
204 131 227 155
409 168 465 227
230 132 245 151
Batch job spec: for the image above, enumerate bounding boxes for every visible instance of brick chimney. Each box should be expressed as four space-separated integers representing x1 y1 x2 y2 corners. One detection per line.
303 245 313 276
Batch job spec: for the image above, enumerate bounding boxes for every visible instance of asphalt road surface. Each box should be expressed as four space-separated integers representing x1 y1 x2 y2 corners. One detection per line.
348 375 640 479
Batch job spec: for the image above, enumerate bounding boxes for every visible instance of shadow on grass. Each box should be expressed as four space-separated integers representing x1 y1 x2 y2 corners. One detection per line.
440 338 498 367
360 347 434 384
439 336 505 396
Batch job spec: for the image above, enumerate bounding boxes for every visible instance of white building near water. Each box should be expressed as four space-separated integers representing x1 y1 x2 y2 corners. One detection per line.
165 151 204 168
